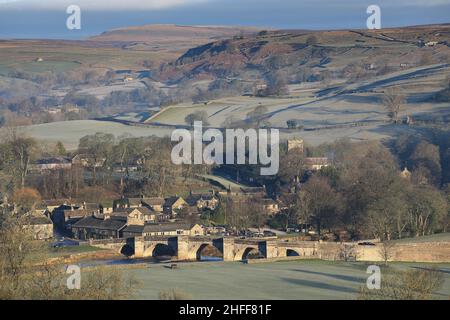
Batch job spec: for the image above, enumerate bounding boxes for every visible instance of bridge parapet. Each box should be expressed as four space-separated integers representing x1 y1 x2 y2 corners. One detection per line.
90 238 127 245
187 236 222 242
143 235 177 241
234 239 263 245
276 241 318 248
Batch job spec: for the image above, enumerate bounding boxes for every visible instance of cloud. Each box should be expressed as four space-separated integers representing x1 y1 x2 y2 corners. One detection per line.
0 0 210 10
1 0 449 11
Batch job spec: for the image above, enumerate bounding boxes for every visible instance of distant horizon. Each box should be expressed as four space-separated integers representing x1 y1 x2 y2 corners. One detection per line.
1 20 450 41
1 0 450 40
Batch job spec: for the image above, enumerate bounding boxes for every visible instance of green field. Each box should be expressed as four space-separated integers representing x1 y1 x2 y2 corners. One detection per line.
392 233 450 244
19 120 173 150
0 40 172 76
123 260 450 300
28 245 102 263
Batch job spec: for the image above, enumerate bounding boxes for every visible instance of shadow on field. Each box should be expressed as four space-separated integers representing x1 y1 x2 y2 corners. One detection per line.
280 277 357 294
411 266 450 274
290 269 365 283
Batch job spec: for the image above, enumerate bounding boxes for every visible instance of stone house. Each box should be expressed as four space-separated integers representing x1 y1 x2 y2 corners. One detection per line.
107 207 169 226
287 138 304 153
163 196 188 214
23 215 54 240
141 197 165 212
122 223 204 238
72 216 127 240
146 223 204 237
304 157 330 171
262 198 281 215
72 154 106 168
185 193 219 210
30 157 72 172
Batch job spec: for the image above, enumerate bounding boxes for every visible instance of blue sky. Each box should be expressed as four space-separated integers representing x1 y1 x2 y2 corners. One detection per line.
1 0 449 39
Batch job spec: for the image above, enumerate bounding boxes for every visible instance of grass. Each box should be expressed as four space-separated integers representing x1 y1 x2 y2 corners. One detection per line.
47 245 102 256
19 120 173 150
392 233 450 244
27 245 102 263
121 260 450 300
0 41 169 75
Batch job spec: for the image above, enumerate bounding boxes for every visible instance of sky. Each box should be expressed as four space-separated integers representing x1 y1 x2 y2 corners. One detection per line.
0 0 449 39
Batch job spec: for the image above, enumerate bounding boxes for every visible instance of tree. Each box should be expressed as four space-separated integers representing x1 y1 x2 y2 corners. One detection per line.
78 133 115 185
299 176 343 235
382 88 405 123
338 243 358 262
366 194 407 240
377 241 396 265
12 187 41 212
54 141 67 156
0 130 37 189
410 141 442 186
248 195 267 232
266 71 288 96
0 211 138 299
184 111 210 127
142 137 177 197
286 119 303 130
406 186 447 237
278 148 305 185
338 144 403 238
0 210 34 294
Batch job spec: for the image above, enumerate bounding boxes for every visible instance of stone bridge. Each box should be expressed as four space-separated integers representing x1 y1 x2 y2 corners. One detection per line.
132 236 318 261
90 236 450 263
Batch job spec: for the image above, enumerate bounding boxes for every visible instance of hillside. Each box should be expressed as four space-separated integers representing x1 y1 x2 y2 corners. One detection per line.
158 24 450 83
90 24 261 53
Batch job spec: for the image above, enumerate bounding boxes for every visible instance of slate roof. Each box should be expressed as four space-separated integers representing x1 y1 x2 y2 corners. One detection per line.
186 194 217 206
143 223 192 233
164 197 184 207
34 157 71 165
122 225 144 234
141 197 165 206
63 209 91 219
72 216 126 231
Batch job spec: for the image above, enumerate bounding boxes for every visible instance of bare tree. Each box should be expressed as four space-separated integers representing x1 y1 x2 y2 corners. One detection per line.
0 210 138 299
338 243 358 262
184 110 210 127
377 241 396 265
382 88 405 123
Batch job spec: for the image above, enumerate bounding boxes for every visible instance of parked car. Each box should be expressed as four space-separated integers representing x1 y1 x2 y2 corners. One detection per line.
358 242 376 246
263 230 276 237
50 239 79 248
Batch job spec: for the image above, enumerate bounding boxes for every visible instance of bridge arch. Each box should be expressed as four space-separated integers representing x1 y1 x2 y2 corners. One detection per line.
235 246 264 261
195 243 223 261
151 243 176 258
286 249 301 256
120 244 134 257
